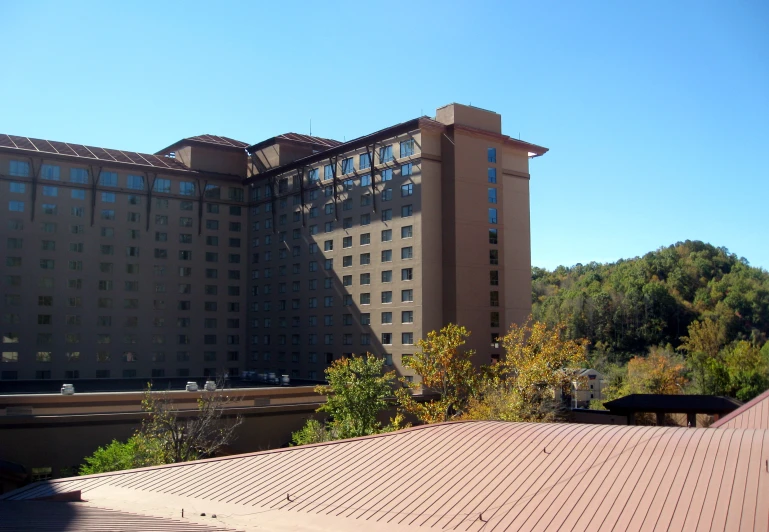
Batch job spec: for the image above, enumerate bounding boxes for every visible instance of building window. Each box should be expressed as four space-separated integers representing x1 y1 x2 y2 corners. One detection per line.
127 174 144 190
401 247 413 260
488 168 497 183
488 188 497 204
490 250 499 265
228 188 244 201
100 172 118 187
360 253 371 265
382 188 392 202
488 147 496 163
490 291 499 307
402 310 413 324
382 270 392 283
402 268 413 281
9 160 30 177
341 158 354 174
382 250 392 262
360 293 371 305
402 289 413 302
42 186 58 197
402 163 413 176
381 312 392 324
40 164 60 180
489 228 498 244
382 209 392 222
382 333 392 345
382 291 392 304
491 312 500 328
402 332 414 345
379 145 394 162
488 208 497 224
382 168 393 181
360 273 370 285
400 139 415 158
401 183 413 197
153 178 171 193
401 205 413 217
69 168 88 183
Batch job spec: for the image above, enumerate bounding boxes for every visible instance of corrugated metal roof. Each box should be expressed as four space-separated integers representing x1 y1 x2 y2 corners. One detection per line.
181 135 250 149
2 421 767 531
275 133 342 148
0 501 240 531
712 388 769 429
0 134 195 172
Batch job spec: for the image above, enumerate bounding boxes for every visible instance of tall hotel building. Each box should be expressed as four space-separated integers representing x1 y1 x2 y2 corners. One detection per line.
0 104 547 383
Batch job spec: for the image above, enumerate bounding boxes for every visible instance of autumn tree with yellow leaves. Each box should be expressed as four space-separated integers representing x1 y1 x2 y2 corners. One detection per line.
462 319 588 423
395 324 478 424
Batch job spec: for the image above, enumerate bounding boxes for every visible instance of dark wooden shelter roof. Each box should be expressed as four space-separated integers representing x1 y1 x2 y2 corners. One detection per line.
604 394 742 414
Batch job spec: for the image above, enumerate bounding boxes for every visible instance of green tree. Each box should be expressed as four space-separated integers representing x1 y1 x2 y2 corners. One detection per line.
79 437 142 475
723 340 769 401
395 324 477 424
291 353 402 445
136 384 243 464
80 382 242 474
679 318 729 395
463 320 587 423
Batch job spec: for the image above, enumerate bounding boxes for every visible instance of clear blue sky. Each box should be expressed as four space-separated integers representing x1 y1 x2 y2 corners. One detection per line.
2 1 767 270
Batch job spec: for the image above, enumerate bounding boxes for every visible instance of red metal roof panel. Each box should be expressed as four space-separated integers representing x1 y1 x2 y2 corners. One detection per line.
0 501 241 531
2 422 766 531
712 388 769 429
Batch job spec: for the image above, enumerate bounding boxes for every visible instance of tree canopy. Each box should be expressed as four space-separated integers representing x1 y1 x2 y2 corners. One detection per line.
463 320 587 422
533 241 769 401
291 353 404 445
395 323 477 424
533 241 769 361
80 383 242 475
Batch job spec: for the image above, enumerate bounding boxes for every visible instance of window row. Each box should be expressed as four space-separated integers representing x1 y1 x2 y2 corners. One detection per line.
7 161 244 200
251 160 415 201
251 310 414 328
250 331 414 346
2 297 241 311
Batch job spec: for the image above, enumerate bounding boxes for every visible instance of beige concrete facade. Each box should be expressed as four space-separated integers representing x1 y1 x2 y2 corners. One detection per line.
245 104 547 375
0 142 249 381
0 103 547 384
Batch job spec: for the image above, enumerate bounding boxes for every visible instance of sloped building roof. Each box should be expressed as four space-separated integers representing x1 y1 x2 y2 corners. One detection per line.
0 134 195 172
712 388 769 429
604 394 742 414
0 501 239 531
274 133 342 148
2 421 767 531
179 135 250 149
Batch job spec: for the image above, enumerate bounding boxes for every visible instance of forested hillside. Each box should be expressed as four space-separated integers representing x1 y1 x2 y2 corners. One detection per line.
532 241 769 400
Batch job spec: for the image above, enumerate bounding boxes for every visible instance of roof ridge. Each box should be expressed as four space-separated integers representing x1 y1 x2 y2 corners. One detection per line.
710 387 769 428
5 421 482 489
